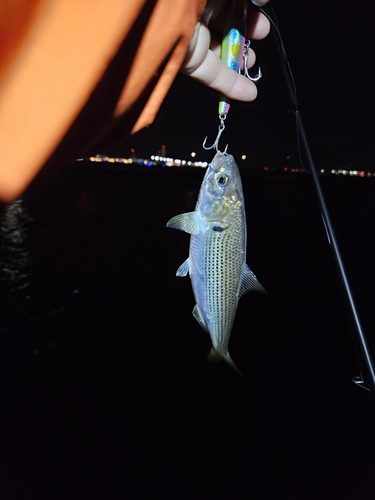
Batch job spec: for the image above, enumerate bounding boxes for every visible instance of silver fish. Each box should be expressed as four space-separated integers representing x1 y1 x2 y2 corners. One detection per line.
167 152 265 376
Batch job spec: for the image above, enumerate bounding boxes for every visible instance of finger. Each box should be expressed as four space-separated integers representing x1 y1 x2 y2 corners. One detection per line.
247 11 270 40
244 47 256 69
183 49 258 102
182 22 211 74
250 0 270 7
209 37 221 58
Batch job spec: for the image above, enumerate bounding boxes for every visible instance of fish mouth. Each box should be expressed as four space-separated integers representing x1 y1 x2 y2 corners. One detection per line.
211 153 230 171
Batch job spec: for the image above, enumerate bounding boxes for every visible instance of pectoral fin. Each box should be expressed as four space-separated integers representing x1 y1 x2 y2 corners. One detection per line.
240 264 267 296
176 258 190 277
166 212 200 235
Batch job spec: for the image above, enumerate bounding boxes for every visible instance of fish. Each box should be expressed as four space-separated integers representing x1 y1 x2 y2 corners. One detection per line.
167 152 266 377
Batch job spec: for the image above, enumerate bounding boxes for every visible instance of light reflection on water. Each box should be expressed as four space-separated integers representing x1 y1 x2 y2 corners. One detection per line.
0 198 35 295
0 198 39 374
0 197 68 373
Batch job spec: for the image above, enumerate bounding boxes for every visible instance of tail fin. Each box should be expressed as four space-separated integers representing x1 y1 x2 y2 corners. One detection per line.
207 348 250 385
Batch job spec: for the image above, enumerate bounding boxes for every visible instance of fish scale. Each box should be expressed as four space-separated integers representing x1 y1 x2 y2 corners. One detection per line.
190 204 245 353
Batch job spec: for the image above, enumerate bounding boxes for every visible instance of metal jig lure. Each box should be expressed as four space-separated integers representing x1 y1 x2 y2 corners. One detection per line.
203 0 262 153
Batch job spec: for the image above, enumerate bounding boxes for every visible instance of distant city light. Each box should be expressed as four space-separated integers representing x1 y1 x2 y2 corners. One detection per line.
82 155 375 177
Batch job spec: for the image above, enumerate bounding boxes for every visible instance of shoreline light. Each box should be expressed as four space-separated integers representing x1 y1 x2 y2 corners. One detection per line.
82 155 375 177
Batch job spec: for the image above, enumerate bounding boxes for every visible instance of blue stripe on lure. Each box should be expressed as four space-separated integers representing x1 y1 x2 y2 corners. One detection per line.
219 27 246 116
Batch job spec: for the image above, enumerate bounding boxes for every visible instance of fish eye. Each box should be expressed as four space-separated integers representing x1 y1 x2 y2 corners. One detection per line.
216 173 229 186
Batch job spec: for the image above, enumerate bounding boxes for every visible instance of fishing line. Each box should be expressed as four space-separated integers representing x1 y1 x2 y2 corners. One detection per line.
257 4 313 175
259 5 297 110
340 148 375 171
259 3 331 176
259 4 375 176
258 1 375 394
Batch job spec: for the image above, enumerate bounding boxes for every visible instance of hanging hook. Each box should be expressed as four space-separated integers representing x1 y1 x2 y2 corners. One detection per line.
203 114 227 153
243 40 262 81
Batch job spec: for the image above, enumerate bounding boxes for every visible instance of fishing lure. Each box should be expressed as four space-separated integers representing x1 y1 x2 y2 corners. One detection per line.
203 0 261 153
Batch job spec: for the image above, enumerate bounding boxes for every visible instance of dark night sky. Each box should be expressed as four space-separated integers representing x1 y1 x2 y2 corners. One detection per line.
104 0 375 170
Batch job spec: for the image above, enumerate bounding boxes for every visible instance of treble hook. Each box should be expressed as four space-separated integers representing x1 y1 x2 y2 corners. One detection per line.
202 114 228 153
243 40 262 81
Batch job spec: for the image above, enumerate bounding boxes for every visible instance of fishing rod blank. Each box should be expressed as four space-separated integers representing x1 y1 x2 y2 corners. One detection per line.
260 2 375 394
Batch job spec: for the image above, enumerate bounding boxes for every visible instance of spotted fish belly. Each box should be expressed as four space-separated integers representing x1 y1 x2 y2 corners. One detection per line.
189 205 245 354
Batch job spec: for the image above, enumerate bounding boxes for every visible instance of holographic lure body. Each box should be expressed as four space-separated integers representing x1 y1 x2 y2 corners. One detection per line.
219 27 246 116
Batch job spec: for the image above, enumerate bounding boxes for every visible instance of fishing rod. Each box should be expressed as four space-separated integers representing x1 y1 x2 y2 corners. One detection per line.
257 1 375 393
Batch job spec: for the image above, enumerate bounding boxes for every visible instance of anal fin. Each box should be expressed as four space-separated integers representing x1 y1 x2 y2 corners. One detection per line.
240 264 267 296
192 304 208 333
176 258 189 277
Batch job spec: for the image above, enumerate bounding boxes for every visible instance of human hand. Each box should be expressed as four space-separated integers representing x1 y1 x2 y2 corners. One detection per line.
181 0 270 102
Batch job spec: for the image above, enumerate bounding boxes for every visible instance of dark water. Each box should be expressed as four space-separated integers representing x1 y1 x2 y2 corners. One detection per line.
1 163 375 499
